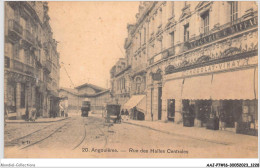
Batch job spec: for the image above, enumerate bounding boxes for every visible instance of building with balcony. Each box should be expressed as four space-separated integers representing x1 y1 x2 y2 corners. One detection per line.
4 2 60 119
112 1 258 135
110 58 131 105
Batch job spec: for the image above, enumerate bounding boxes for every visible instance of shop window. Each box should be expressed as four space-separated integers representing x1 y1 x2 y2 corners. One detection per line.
184 24 189 42
7 84 16 111
230 1 238 23
20 83 26 108
201 10 209 34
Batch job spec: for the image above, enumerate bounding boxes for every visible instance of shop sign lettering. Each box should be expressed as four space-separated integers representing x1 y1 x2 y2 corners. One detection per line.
189 17 258 49
183 56 257 77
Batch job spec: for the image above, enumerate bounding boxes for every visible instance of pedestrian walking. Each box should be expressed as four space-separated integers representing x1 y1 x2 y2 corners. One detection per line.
59 103 65 117
29 106 37 122
125 109 129 120
121 109 125 121
219 109 226 130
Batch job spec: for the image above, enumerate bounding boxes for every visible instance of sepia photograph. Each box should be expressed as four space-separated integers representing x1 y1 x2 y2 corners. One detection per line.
3 1 259 159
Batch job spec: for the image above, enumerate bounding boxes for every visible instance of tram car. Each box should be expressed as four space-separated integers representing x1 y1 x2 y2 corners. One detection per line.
105 104 121 123
81 98 91 117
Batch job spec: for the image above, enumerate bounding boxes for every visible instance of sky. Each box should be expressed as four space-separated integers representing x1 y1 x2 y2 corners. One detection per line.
48 1 139 89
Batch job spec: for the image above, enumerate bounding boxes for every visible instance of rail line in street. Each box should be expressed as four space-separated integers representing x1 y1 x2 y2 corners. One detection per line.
20 122 69 150
5 124 54 147
72 117 87 150
72 116 109 150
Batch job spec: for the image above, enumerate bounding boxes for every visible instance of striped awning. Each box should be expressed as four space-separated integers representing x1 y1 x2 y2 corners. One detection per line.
123 95 145 110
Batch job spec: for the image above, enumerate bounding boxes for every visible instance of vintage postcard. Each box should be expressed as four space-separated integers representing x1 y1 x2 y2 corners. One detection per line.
3 1 258 159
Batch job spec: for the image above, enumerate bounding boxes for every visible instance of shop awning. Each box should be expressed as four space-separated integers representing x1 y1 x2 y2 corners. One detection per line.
123 95 146 110
211 68 257 100
163 79 184 99
254 67 258 99
182 75 213 100
136 95 146 113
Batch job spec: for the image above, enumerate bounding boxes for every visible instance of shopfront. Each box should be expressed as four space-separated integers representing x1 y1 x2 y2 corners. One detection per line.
163 56 258 136
123 95 146 120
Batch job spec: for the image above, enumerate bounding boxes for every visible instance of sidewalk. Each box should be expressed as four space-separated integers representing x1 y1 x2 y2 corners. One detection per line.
5 117 70 124
123 119 258 148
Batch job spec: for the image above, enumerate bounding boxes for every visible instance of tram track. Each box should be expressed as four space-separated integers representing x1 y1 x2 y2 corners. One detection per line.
5 124 54 147
20 122 69 150
72 116 109 150
72 117 87 150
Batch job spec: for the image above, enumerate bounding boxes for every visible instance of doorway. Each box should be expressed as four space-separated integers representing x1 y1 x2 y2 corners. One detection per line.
167 99 175 122
158 87 162 120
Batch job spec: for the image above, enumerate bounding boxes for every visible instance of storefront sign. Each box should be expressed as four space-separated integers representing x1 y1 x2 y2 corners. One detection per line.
183 56 257 77
188 16 258 49
164 56 257 80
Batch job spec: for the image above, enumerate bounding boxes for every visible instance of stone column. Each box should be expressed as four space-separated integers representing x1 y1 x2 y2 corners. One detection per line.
153 85 159 121
161 98 167 121
174 99 183 124
16 82 21 119
146 88 152 121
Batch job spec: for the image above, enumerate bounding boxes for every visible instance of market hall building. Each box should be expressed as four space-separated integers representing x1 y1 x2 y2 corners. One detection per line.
137 2 257 135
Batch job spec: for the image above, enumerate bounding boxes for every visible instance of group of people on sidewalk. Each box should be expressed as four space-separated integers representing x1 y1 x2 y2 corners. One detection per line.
119 109 129 121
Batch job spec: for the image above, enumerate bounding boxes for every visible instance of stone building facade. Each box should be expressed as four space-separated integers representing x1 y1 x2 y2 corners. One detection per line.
4 2 60 119
110 58 131 105
111 1 258 135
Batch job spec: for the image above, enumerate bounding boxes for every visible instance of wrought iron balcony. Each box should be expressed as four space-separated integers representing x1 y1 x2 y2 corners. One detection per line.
43 59 52 74
168 46 175 57
25 64 35 76
5 57 10 68
12 59 25 72
24 29 35 45
9 59 36 77
8 19 23 39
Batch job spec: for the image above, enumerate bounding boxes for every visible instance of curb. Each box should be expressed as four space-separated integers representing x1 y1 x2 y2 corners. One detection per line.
123 121 230 146
5 117 70 124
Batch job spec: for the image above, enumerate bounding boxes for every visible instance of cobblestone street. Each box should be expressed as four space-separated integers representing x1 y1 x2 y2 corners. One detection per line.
4 114 258 158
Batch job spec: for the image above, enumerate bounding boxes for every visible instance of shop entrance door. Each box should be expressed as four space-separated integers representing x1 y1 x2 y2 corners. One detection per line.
222 100 242 128
167 99 175 122
158 87 162 120
197 100 212 127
